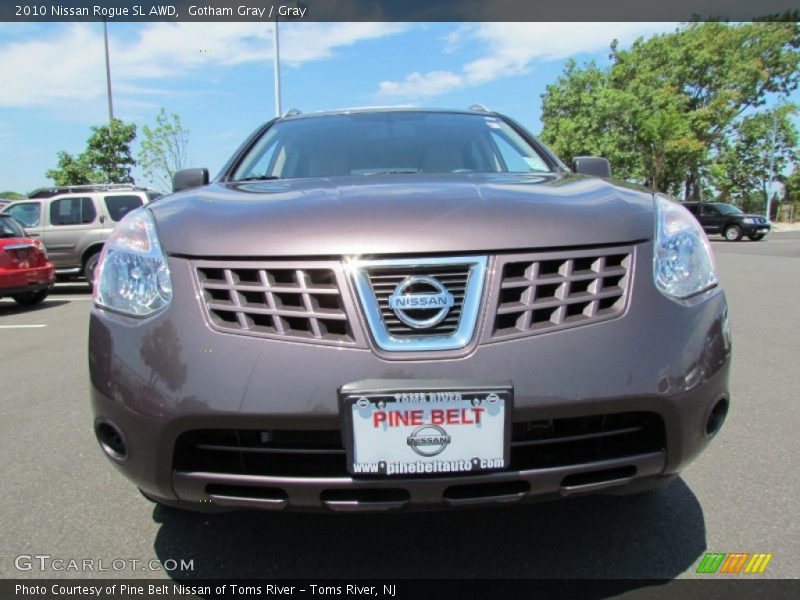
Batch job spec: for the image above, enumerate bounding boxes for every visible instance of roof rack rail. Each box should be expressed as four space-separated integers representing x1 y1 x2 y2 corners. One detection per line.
283 108 302 118
467 103 491 113
27 183 145 199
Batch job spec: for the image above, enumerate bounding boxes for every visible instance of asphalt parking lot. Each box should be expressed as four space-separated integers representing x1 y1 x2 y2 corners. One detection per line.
1 233 798 585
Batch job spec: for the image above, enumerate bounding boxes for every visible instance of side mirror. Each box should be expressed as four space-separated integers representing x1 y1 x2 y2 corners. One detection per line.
572 156 611 179
173 168 209 193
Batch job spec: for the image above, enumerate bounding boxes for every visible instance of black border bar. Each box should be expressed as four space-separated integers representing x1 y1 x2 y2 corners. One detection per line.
3 579 800 600
2 1 799 22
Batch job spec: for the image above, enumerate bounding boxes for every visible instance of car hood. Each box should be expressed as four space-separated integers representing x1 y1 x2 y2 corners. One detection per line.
150 173 655 257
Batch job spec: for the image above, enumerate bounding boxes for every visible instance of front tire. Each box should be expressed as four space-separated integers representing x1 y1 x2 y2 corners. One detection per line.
84 252 100 289
724 225 742 241
12 289 49 306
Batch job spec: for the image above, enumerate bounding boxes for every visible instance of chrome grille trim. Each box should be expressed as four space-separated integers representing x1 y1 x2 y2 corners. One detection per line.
372 266 469 335
349 256 487 352
193 260 361 346
490 245 634 341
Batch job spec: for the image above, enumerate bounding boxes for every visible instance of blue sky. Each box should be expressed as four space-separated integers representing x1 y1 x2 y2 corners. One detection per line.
0 21 796 194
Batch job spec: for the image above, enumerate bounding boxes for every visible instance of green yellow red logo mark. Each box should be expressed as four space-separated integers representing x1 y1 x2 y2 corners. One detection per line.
696 552 773 574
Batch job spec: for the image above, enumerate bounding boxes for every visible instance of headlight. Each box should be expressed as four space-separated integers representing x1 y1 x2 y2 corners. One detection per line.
743 217 756 224
93 208 172 317
653 195 718 301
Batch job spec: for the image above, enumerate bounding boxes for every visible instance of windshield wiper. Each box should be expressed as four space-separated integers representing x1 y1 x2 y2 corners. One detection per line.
235 175 281 182
356 168 422 176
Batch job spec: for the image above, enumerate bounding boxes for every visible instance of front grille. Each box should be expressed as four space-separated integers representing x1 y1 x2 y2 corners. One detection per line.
492 246 633 340
366 265 471 336
173 412 664 479
174 429 347 477
509 411 664 470
194 261 355 345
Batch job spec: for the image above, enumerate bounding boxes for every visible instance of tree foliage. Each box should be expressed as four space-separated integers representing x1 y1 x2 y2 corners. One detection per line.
45 119 137 186
710 103 799 206
138 108 190 192
785 167 800 204
540 21 800 200
46 151 95 186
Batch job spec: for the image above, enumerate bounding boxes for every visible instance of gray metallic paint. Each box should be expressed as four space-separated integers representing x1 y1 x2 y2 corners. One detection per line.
89 240 730 508
150 173 654 258
89 111 730 510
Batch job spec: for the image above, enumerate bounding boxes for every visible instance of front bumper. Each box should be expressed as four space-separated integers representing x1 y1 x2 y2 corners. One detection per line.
89 243 731 511
740 222 771 236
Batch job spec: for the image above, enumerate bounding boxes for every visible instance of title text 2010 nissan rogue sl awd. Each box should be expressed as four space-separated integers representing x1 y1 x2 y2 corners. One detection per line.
89 108 731 512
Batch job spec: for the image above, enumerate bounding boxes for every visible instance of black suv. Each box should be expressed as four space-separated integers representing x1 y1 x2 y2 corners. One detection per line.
683 202 770 241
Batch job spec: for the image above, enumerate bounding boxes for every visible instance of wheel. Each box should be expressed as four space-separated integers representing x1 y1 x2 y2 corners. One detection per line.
84 252 101 289
748 233 765 241
724 225 742 241
11 289 49 306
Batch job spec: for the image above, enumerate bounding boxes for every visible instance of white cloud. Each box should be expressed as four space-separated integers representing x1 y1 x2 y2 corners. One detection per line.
377 22 676 100
0 22 406 109
378 71 464 99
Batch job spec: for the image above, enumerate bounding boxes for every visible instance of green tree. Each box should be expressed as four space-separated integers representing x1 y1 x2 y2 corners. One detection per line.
783 166 800 220
614 22 799 200
138 108 190 192
45 151 95 186
540 61 645 183
540 22 800 199
710 104 799 208
45 118 137 185
784 167 800 204
0 191 25 200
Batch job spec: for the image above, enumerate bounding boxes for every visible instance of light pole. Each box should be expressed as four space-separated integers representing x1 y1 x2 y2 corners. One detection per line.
273 18 281 118
102 19 114 126
271 2 306 118
82 1 114 126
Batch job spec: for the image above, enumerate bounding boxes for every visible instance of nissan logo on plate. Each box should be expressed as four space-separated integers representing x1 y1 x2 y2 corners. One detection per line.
406 424 452 457
388 276 455 329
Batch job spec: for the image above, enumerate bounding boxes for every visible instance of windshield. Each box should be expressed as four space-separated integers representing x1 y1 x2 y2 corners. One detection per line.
713 203 743 215
0 216 25 238
232 112 552 181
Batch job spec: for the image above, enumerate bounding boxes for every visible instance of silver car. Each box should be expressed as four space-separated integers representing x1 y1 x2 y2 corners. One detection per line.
3 184 160 285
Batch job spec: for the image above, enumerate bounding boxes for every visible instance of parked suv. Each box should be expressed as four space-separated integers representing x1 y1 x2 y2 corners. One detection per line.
2 185 161 285
683 202 770 241
89 108 730 512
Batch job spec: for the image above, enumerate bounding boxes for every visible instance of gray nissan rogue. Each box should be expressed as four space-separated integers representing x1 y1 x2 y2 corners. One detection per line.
89 108 731 511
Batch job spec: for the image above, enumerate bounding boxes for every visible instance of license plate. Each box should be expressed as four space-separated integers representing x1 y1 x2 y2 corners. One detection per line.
340 380 512 477
759 228 769 233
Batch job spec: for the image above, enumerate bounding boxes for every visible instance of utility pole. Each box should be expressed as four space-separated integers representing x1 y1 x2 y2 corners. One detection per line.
765 109 778 221
103 20 114 126
82 0 114 126
273 18 282 118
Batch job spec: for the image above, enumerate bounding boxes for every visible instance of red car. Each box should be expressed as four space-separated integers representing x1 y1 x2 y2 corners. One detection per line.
0 213 54 306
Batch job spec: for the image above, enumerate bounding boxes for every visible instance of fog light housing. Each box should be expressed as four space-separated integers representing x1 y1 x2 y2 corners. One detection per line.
705 398 729 437
96 421 127 460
